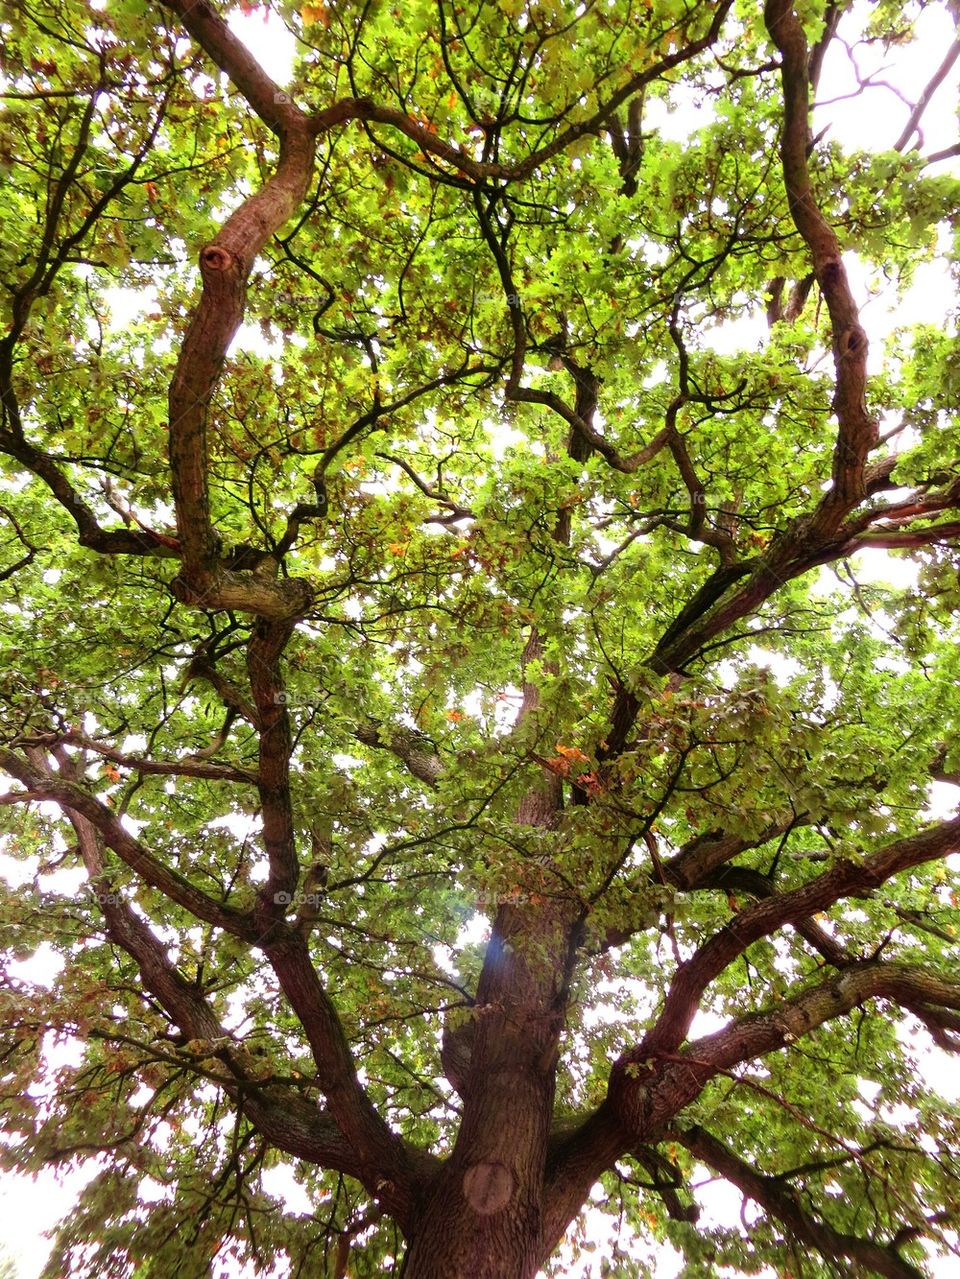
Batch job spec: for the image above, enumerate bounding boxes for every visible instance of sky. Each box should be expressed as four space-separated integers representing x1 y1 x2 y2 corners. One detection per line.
1 2 959 1276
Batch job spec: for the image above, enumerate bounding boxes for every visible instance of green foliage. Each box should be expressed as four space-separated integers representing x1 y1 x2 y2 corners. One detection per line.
1 0 960 1275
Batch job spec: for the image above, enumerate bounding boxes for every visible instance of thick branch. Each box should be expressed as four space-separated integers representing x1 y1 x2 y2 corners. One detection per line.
541 1106 626 1260
0 430 181 558
263 934 426 1224
636 813 960 1059
160 4 317 615
658 959 960 1121
161 0 305 134
591 4 905 716
48 731 257 785
353 722 443 787
8 743 428 1223
246 619 300 937
64 797 374 1190
765 0 878 517
0 748 258 940
675 1125 925 1279
600 957 960 1161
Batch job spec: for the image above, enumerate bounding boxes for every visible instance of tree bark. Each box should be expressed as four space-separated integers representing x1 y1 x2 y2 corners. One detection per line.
399 624 574 1278
400 904 572 1279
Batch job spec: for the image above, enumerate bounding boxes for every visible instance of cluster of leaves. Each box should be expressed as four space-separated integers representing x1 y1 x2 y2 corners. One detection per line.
1 0 960 1275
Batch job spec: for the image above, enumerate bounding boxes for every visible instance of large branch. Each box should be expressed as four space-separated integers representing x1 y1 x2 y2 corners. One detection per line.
634 958 960 1134
662 824 852 966
237 619 425 1208
262 934 427 1223
0 428 182 558
165 127 316 617
41 730 257 785
160 5 316 618
62 796 377 1195
674 1125 926 1279
765 0 877 519
546 957 960 1248
9 741 430 1224
634 813 960 1060
541 1108 627 1261
246 619 300 936
535 823 960 1211
598 0 907 736
595 818 849 968
0 747 258 941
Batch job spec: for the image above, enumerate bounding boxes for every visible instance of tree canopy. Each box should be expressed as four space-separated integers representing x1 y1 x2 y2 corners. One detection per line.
2 0 960 1275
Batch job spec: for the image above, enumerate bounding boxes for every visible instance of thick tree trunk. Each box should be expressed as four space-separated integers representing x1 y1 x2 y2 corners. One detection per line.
400 1023 555 1275
401 613 578 1277
400 895 567 1278
401 1177 543 1279
399 766 572 1277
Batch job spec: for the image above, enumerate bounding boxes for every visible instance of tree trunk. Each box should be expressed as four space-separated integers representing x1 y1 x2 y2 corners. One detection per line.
401 889 573 1278
401 1175 544 1279
400 1023 553 1279
399 628 575 1279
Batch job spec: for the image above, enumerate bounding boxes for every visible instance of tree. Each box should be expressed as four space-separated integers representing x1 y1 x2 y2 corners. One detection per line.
1 0 960 1273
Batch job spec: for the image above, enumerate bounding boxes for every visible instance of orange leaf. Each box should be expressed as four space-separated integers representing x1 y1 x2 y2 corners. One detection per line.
300 3 329 26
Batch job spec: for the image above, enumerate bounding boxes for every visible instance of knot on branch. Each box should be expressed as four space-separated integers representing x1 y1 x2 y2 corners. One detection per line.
462 1162 514 1215
200 245 236 274
818 258 843 288
837 325 868 359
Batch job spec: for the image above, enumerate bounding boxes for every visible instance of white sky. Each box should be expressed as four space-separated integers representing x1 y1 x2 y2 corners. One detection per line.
3 3 960 1277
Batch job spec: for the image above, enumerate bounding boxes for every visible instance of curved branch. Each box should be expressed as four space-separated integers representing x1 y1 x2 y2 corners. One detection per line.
48 731 257 785
765 0 877 517
311 3 734 184
640 813 960 1058
63 799 383 1195
166 125 317 616
0 747 259 941
549 955 960 1248
160 0 305 134
159 2 317 618
674 1125 925 1279
616 955 960 1137
262 934 426 1221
